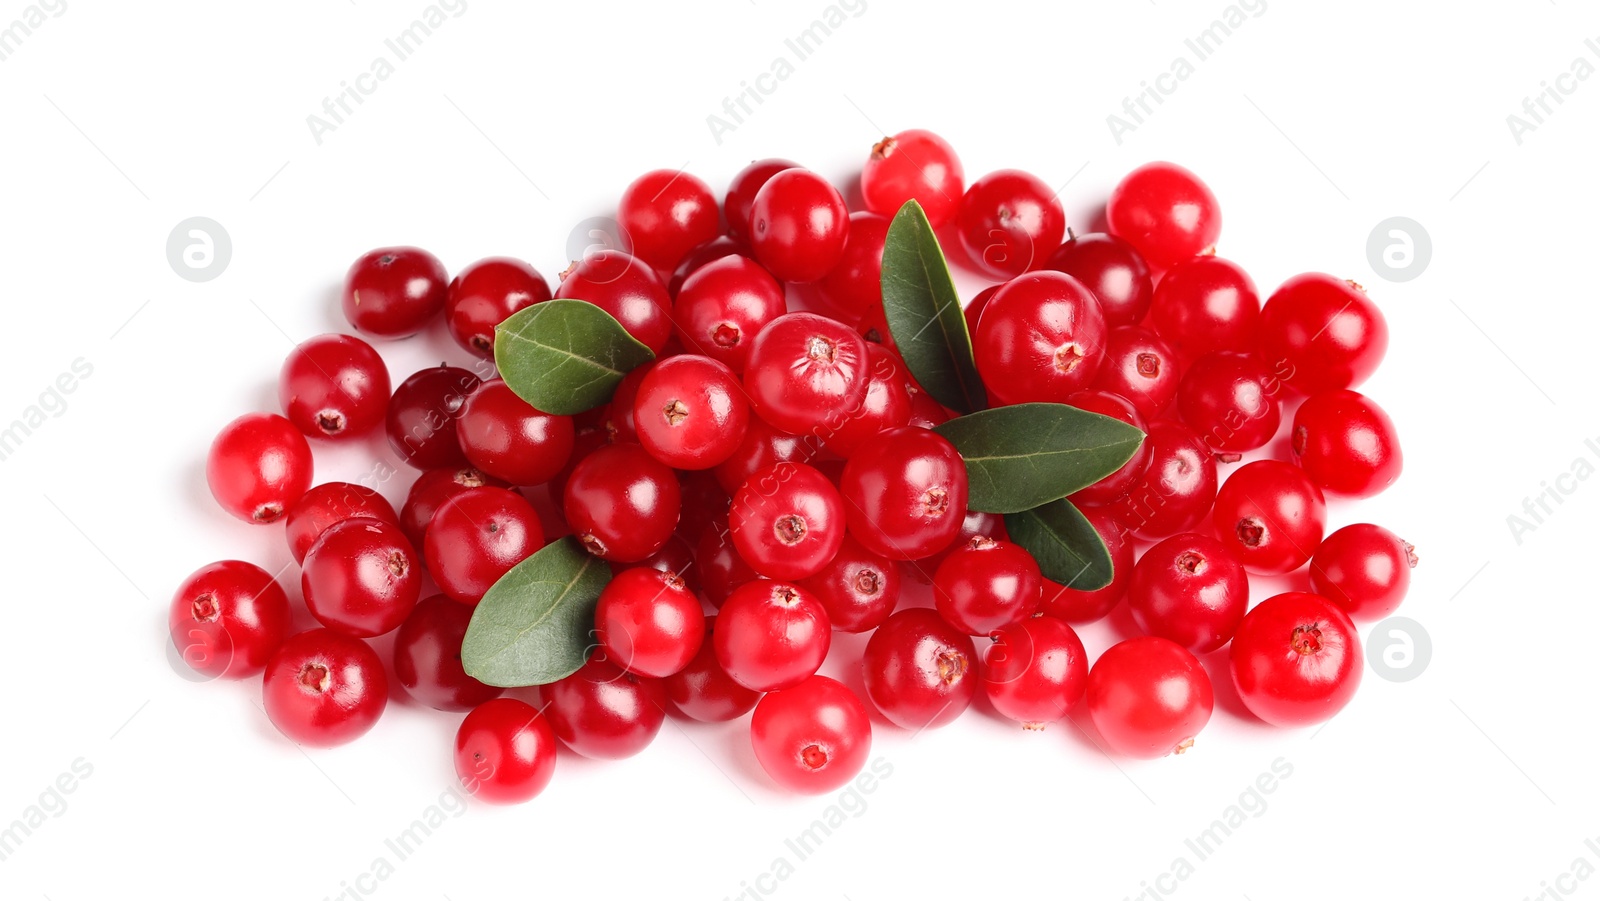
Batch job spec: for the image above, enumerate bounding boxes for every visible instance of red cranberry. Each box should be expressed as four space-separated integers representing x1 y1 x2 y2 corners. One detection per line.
341 246 448 339
279 333 391 440
393 595 504 711
446 257 552 359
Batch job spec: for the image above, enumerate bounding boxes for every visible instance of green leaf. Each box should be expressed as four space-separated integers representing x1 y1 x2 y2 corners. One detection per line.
461 537 613 687
1005 498 1113 591
934 403 1145 514
879 200 986 414
494 299 655 415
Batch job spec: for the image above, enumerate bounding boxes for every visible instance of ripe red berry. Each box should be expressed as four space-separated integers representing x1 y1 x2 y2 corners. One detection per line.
1093 326 1180 421
386 365 481 471
725 158 801 243
668 235 748 297
860 128 964 228
1259 274 1388 394
393 595 503 711
860 608 978 730
1105 162 1221 268
1065 390 1151 505
933 537 1042 636
730 463 846 581
555 250 674 354
957 169 1066 278
1149 256 1260 359
634 354 751 470
1176 352 1282 452
713 580 830 692
206 412 313 524
1213 460 1327 575
595 567 706 678
974 271 1108 405
639 532 699 587
541 654 668 760
748 168 849 283
1310 524 1416 621
664 618 762 722
303 517 421 637
279 333 391 440
672 254 787 373
799 534 902 633
1230 592 1362 727
618 169 720 272
821 343 914 459
1047 232 1153 328
456 378 575 486
1128 534 1249 653
454 698 558 805
813 211 891 325
694 517 762 608
563 443 681 562
743 312 870 435
1291 389 1403 497
982 615 1089 729
751 675 872 794
341 246 449 339
713 416 817 496
1085 636 1213 758
285 481 399 564
840 427 969 561
399 466 507 551
263 628 388 747
963 285 999 336
1110 420 1218 541
424 487 545 604
168 560 292 679
1039 506 1134 624
446 257 552 358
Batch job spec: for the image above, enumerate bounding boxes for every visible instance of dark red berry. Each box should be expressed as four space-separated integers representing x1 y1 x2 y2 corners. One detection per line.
446 257 552 358
285 481 399 564
664 618 763 722
1110 419 1218 541
1176 352 1282 453
812 211 891 326
385 365 481 470
456 378 575 486
399 467 508 551
840 427 968 561
393 595 504 711
424 487 545 604
725 158 802 243
1128 533 1249 653
799 534 902 633
563 443 681 562
341 246 449 339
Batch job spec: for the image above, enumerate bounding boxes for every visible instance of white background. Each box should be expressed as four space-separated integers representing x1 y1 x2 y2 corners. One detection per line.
1 1 1596 899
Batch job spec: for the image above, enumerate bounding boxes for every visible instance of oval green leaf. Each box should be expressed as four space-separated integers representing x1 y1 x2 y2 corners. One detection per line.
934 402 1146 514
1005 498 1113 591
461 537 613 687
494 298 655 415
880 200 986 414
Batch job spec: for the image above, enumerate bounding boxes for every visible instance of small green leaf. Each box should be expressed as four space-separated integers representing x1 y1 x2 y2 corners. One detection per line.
461 538 613 687
494 299 655 415
934 403 1145 514
879 200 986 414
1005 498 1113 591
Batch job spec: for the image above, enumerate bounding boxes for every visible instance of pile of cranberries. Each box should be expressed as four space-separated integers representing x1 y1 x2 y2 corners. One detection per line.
170 128 1413 803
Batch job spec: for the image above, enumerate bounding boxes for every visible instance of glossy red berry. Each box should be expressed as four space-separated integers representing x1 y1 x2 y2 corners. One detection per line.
799 535 902 633
206 412 313 524
563 443 681 562
664 618 763 722
1149 256 1260 359
694 517 762 608
1310 524 1416 621
1065 390 1151 505
599 361 652 445
263 628 387 747
634 354 751 470
394 595 503 711
446 257 552 358
1094 326 1180 421
1214 460 1326 575
743 312 870 436
725 158 802 243
672 254 786 373
386 365 480 470
729 463 846 581
821 342 914 459
640 531 699 587
982 615 1089 729
556 250 674 354
713 417 817 496
425 487 545 604
957 169 1066 278
456 378 575 486
974 271 1108 405
1047 232 1153 328
1039 506 1134 624
751 675 872 794
285 481 399 564
399 466 507 550
595 567 705 678
1105 162 1221 268
1259 274 1388 394
1111 420 1218 540
303 517 420 637
840 427 969 561
168 560 291 679
748 168 849 283
813 211 891 326
1230 592 1362 727
860 128 964 228
963 285 999 337
1291 389 1403 497
713 580 830 692
454 698 558 805
1128 534 1248 653
341 246 449 339
618 169 720 272
541 654 667 760
279 334 391 440
1176 352 1282 452
1085 636 1213 758
861 608 978 730
933 537 1042 636
668 235 748 297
